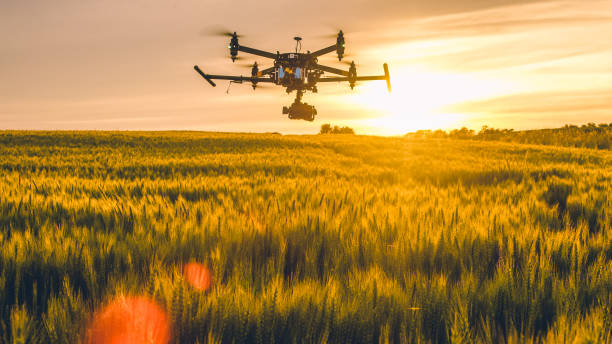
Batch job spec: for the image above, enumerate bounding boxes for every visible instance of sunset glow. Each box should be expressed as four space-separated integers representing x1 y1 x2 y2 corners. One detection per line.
1 0 611 133
344 66 516 134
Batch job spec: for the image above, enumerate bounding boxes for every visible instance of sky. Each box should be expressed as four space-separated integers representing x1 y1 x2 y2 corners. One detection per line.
1 0 611 135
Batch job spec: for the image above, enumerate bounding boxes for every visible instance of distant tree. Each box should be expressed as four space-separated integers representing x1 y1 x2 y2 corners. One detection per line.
320 124 332 134
432 129 448 138
334 126 355 134
320 124 355 134
449 127 474 139
414 130 433 139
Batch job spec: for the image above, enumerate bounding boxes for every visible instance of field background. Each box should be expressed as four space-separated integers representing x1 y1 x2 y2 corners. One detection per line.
0 131 611 343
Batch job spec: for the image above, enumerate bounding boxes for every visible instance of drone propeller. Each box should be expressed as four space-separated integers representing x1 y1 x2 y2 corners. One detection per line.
252 83 274 90
316 25 348 38
225 55 246 61
201 25 243 38
236 62 258 68
318 52 354 62
316 32 339 39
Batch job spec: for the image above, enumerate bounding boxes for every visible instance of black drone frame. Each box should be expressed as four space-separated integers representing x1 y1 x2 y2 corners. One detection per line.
194 31 391 121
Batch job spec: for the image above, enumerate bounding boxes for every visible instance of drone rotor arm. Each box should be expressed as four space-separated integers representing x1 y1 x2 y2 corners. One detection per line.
251 77 276 83
194 65 217 87
194 66 274 86
310 45 336 58
237 45 277 59
354 76 386 81
259 66 276 76
317 75 386 82
316 77 350 82
317 63 391 92
314 64 349 76
205 75 275 83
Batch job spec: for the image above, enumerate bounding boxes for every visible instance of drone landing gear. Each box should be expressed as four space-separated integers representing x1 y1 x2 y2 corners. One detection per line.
282 90 317 122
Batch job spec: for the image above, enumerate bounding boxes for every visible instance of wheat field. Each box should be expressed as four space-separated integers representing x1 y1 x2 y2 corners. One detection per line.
0 131 610 343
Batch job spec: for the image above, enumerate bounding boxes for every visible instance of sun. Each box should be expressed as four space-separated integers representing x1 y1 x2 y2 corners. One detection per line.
343 66 515 135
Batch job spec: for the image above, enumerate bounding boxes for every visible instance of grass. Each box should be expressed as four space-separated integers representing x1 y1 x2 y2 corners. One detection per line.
0 131 611 343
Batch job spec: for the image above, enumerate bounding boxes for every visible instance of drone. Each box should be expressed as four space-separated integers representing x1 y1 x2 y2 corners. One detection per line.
194 30 391 121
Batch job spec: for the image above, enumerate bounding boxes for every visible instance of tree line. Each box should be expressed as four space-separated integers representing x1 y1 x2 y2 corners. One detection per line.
405 123 612 149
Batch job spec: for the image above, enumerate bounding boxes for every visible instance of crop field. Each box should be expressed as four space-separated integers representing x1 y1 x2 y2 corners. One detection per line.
0 131 610 343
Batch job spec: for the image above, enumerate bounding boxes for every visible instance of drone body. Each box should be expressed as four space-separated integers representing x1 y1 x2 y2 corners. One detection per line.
194 31 391 121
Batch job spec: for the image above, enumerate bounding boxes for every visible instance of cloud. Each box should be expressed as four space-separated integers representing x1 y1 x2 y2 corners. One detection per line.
442 88 612 130
446 89 612 115
351 0 612 131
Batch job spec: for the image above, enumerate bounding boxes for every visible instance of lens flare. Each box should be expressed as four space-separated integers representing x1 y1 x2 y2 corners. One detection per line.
183 262 213 291
84 296 170 344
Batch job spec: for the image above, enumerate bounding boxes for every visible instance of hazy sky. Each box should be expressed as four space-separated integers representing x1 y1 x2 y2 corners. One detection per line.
1 0 611 134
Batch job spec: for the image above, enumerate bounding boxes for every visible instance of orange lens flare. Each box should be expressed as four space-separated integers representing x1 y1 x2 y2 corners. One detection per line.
183 262 212 291
84 296 170 344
